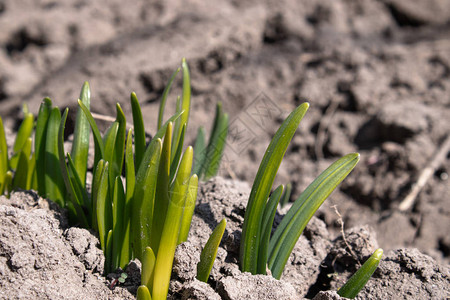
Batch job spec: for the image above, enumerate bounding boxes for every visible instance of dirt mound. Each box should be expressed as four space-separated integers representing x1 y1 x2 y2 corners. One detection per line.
0 191 134 300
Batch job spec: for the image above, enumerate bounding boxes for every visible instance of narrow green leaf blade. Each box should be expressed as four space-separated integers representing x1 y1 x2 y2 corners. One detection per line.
197 218 227 282
268 153 360 279
3 171 13 197
257 185 283 275
177 174 198 243
12 138 31 190
10 112 34 170
137 285 152 300
152 146 193 300
45 107 65 206
240 103 309 274
169 124 185 184
338 248 383 299
0 117 8 193
71 82 91 187
131 139 162 260
112 176 125 271
120 129 135 268
27 153 37 190
112 103 127 184
91 160 105 232
105 229 113 273
103 121 119 194
131 92 146 169
202 108 229 181
35 98 52 196
78 99 105 165
141 246 156 289
58 108 89 228
96 161 110 253
151 123 172 255
192 126 206 176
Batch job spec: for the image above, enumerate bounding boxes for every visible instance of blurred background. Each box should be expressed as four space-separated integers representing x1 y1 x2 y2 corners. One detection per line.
0 0 449 264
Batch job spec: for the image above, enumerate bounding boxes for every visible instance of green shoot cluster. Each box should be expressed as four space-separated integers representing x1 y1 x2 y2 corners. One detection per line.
240 103 360 279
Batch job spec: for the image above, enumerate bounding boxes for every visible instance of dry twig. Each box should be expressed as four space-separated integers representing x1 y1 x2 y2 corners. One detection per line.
399 134 450 211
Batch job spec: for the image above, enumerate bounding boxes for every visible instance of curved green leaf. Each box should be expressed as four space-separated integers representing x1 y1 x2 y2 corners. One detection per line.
338 248 383 299
45 107 65 206
240 103 309 274
96 161 110 253
202 105 228 181
120 129 135 268
197 218 227 282
112 176 125 270
177 174 198 243
35 98 52 196
192 126 206 176
141 246 156 289
10 112 34 170
71 82 91 187
58 108 89 228
137 285 152 300
257 185 283 274
151 123 172 255
131 139 162 260
78 99 105 166
12 138 32 190
0 117 8 193
152 146 193 300
268 153 360 279
131 92 146 169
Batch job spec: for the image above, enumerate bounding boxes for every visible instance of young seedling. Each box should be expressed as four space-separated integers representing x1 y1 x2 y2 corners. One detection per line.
197 218 227 282
338 248 383 299
240 103 360 280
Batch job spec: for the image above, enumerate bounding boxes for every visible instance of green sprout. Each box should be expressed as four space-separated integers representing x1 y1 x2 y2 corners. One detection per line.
338 248 383 298
197 218 227 282
240 103 360 279
0 107 35 197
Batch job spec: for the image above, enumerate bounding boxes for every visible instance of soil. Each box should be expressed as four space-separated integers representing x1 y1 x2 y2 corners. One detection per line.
0 0 449 299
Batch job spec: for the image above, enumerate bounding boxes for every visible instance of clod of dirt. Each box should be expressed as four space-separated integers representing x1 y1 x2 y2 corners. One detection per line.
217 273 297 300
1 178 449 299
0 191 134 300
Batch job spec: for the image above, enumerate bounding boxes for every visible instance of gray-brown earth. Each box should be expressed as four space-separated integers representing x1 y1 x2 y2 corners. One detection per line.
0 0 449 298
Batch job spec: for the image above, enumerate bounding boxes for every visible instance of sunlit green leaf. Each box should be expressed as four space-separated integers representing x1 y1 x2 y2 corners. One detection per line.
202 103 229 181
240 103 309 274
178 174 198 243
131 92 146 170
257 185 283 275
112 176 125 270
338 248 383 299
35 98 52 196
10 112 34 170
137 285 152 300
71 82 91 187
131 139 162 260
120 129 135 268
197 218 226 282
141 246 156 290
45 107 65 206
0 117 8 194
151 123 172 255
152 146 193 300
268 153 360 279
192 126 206 176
